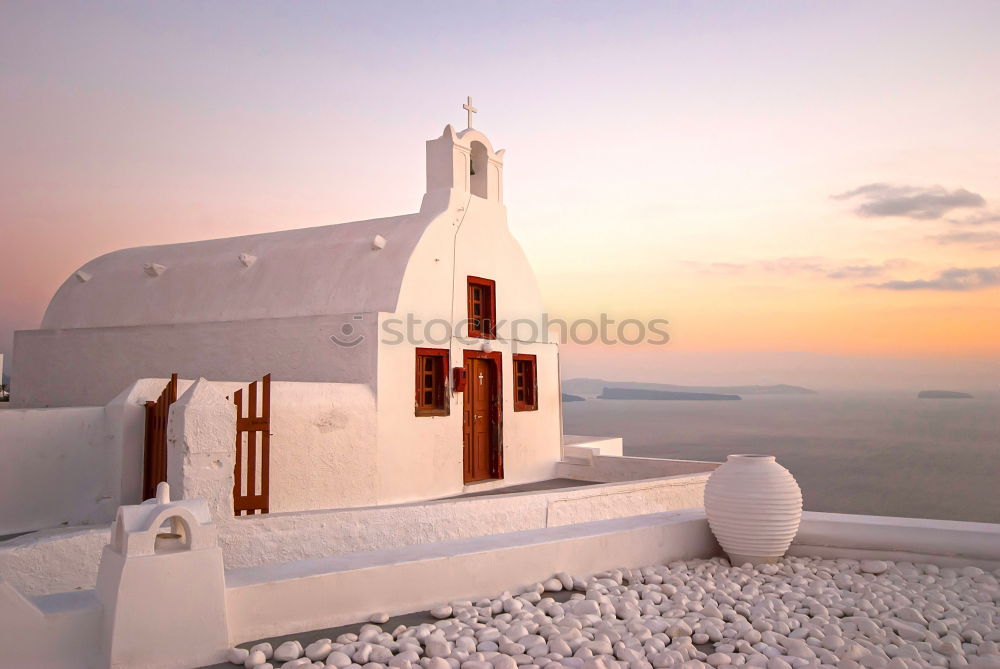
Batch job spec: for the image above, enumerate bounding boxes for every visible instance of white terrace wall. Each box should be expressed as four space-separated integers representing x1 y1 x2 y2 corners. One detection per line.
0 377 189 535
790 511 1000 569
207 509 1000 644
0 509 719 669
557 454 720 483
0 586 102 669
217 472 711 570
1 472 711 595
0 406 111 534
0 526 112 597
227 510 720 642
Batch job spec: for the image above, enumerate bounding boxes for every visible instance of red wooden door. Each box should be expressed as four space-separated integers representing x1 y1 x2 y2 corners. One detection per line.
463 357 496 483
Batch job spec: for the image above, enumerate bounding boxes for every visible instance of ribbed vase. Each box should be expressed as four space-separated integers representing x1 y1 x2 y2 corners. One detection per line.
704 454 802 566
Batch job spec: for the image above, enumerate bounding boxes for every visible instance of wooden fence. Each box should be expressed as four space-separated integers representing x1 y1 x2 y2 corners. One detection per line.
233 374 271 515
142 374 178 500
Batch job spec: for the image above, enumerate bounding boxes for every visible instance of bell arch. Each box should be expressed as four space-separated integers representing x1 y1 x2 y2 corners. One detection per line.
470 141 489 198
425 125 505 203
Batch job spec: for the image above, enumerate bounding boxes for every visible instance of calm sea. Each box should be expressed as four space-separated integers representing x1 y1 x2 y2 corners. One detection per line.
562 392 1000 523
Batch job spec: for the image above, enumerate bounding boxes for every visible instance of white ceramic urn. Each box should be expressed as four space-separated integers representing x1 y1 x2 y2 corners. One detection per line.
704 454 803 566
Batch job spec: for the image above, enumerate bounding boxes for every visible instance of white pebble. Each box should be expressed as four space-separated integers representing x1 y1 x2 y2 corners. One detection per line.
275 641 304 662
280 659 312 669
542 578 563 592
327 653 353 668
425 640 453 658
493 655 519 669
246 650 268 667
228 648 250 664
227 556 1000 669
431 605 454 619
860 560 889 575
306 642 334 661
252 643 275 660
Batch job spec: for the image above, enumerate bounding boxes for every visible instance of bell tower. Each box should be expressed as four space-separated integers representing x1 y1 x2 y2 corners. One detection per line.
425 97 504 202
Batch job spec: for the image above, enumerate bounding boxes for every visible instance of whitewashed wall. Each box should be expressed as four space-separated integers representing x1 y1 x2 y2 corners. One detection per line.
0 526 112 596
219 473 711 571
0 406 112 534
0 378 175 534
11 313 378 408
266 382 377 512
1 472 712 595
164 379 379 513
1 359 553 540
109 378 181 509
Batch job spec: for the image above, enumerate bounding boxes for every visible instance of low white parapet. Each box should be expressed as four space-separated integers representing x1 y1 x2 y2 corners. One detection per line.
213 508 1000 643
0 581 101 668
792 511 1000 569
221 508 1000 643
557 452 719 483
225 509 719 642
0 405 117 534
562 434 624 461
558 435 718 482
2 472 712 595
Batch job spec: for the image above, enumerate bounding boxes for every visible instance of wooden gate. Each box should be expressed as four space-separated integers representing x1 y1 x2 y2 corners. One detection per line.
233 374 271 515
142 374 178 500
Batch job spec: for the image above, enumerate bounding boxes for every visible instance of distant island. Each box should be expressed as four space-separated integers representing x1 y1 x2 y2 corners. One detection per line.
563 378 814 398
561 393 585 402
599 387 741 401
918 390 974 399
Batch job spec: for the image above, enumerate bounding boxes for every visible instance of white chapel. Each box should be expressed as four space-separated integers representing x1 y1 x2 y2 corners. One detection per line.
11 106 564 509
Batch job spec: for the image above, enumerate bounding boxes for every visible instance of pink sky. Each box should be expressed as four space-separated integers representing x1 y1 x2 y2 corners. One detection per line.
2 1 999 389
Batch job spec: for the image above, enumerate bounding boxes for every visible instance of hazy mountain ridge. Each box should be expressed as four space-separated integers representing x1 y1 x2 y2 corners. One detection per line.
599 387 741 401
918 390 974 399
563 378 816 397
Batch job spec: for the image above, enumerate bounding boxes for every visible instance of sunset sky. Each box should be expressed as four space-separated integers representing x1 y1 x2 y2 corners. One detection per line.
2 1 999 389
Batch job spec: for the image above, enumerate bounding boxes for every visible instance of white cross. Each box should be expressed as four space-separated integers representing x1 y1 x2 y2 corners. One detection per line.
478 371 485 385
463 96 477 129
